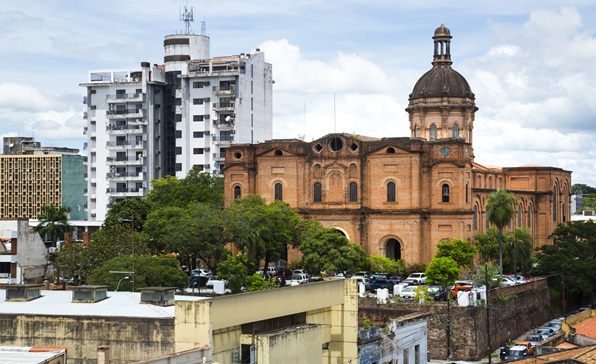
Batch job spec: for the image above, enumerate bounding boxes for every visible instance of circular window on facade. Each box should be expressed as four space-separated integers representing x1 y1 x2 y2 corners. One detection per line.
314 143 323 152
329 137 343 152
234 152 242 159
349 142 358 151
274 150 283 156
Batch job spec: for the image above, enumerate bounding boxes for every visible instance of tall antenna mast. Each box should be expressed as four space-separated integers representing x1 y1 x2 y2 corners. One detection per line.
201 15 207 36
180 3 194 34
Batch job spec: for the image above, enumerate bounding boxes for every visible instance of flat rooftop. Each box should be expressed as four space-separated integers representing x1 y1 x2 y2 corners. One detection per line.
0 289 207 318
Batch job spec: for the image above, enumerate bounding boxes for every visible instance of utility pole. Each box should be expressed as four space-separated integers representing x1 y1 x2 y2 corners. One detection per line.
485 264 492 364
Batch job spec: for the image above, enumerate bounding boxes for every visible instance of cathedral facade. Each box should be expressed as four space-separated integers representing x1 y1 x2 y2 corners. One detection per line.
223 25 571 265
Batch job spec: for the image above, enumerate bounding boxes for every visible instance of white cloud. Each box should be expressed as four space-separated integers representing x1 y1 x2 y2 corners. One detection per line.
0 83 55 112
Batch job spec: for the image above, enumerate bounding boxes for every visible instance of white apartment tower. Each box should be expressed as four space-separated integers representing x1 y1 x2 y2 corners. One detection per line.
81 13 273 221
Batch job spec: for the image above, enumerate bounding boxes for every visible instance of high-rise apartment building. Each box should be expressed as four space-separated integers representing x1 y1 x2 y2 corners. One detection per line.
81 15 273 221
0 137 87 220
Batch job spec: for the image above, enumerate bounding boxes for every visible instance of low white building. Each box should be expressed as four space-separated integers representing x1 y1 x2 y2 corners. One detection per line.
0 220 48 284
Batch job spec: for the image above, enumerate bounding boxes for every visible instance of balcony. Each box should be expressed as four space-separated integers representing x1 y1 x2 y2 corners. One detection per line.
106 141 144 150
106 156 144 165
213 118 234 128
212 153 225 161
106 109 144 119
106 187 144 197
212 102 235 112
106 93 144 103
106 124 143 135
106 172 143 181
213 86 236 96
212 135 234 145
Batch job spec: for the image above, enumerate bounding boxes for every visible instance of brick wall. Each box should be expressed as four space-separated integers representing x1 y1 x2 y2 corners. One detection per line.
359 279 551 361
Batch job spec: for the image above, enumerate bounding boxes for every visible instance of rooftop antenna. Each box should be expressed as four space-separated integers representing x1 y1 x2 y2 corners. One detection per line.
201 14 207 36
180 2 194 34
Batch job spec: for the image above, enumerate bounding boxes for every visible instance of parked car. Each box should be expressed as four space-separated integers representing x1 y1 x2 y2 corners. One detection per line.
399 285 418 299
500 345 530 361
258 267 278 277
354 271 371 278
515 341 535 356
500 275 518 287
535 327 555 340
504 274 531 283
190 269 212 286
427 285 448 301
406 272 427 285
292 269 308 276
307 276 324 283
545 320 562 332
288 273 309 285
525 333 544 343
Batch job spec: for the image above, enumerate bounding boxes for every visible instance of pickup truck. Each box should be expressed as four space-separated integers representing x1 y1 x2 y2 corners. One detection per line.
368 276 400 291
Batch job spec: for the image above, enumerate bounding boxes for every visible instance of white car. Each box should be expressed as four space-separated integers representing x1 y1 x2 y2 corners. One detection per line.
500 275 518 287
206 276 227 287
406 273 427 285
399 285 417 299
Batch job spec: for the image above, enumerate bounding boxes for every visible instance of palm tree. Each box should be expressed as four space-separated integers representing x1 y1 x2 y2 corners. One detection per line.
34 204 72 246
486 190 517 274
507 228 533 274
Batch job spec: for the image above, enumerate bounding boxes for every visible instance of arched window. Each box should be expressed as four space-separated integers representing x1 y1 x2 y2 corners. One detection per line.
387 182 396 202
414 125 419 138
452 124 459 137
233 185 241 199
517 205 522 227
465 182 469 203
527 206 532 227
313 182 322 202
385 238 401 260
349 182 358 202
553 186 557 222
486 210 490 229
274 183 283 201
430 124 437 141
442 184 450 203
473 205 478 230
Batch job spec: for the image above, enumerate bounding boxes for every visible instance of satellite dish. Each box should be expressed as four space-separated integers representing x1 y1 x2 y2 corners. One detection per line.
225 116 231 122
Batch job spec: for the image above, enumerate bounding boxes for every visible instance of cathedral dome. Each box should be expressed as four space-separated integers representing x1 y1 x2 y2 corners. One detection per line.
410 66 474 99
409 24 475 100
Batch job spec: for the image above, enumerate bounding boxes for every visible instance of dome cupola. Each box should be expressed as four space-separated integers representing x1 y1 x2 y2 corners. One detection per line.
406 24 478 146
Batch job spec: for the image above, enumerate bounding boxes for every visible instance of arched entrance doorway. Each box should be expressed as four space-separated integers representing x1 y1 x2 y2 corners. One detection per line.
385 238 401 260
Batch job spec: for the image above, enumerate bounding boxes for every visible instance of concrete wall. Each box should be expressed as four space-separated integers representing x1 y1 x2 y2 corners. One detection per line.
0 314 175 364
359 279 551 361
18 220 48 283
175 279 358 364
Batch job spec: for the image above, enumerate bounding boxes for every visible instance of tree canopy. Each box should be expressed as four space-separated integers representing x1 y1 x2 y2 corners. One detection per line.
87 254 188 291
435 238 477 270
474 227 533 274
146 168 224 208
103 198 151 231
224 195 302 271
369 255 404 275
486 189 518 273
425 257 460 288
34 204 72 245
534 220 596 297
299 227 368 276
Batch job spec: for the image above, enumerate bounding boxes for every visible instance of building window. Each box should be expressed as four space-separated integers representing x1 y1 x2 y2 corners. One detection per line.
193 81 202 88
193 98 203 105
349 182 358 202
175 114 182 122
274 183 283 201
527 207 532 227
175 130 182 138
442 184 450 203
193 115 203 122
251 97 254 111
452 124 459 137
314 183 322 202
175 163 182 172
234 185 241 199
193 148 204 154
175 147 182 155
193 132 204 138
553 186 557 222
465 182 469 203
414 124 419 137
473 205 478 230
430 124 437 141
387 182 396 202
518 205 522 227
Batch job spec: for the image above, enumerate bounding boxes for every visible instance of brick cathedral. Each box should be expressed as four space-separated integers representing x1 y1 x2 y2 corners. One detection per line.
223 24 571 265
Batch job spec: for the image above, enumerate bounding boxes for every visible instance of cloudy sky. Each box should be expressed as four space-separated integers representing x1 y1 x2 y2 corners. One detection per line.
2 1 595 186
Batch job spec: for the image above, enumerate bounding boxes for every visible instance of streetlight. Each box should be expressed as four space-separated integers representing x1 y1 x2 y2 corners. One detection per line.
119 212 135 292
116 276 129 291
